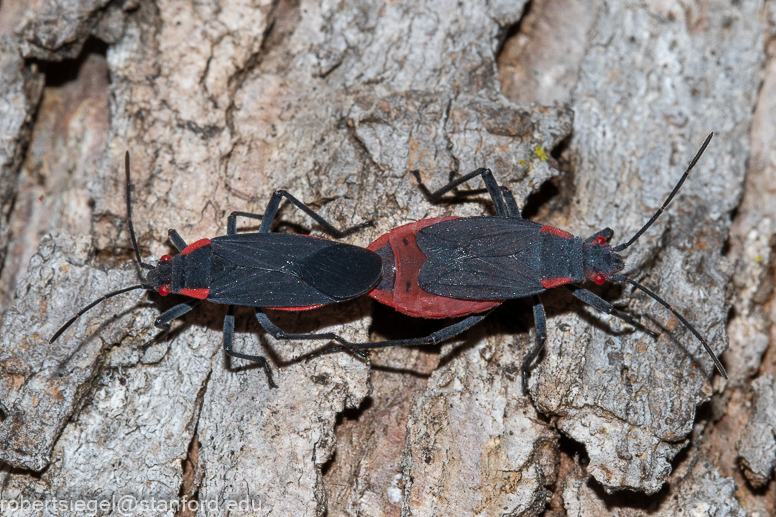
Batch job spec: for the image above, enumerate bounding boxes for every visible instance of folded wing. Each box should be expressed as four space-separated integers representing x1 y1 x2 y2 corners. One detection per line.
416 217 545 299
207 233 382 307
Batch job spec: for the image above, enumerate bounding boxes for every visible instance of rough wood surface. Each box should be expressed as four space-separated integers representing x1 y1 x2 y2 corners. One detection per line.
738 374 776 488
0 34 43 314
531 0 763 496
0 0 774 515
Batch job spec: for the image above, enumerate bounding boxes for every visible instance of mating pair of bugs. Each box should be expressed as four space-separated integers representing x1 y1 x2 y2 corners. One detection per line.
50 134 727 389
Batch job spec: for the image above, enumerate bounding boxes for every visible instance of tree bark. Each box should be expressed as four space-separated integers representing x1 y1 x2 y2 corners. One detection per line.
0 0 773 515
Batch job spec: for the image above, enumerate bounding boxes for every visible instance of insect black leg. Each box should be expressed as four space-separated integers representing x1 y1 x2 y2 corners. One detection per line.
224 305 277 388
254 309 492 362
564 285 658 337
142 300 202 349
254 309 359 349
227 212 255 235
168 229 188 252
354 313 490 349
500 186 522 219
413 168 510 217
521 296 547 393
301 312 493 360
154 300 202 330
227 190 372 237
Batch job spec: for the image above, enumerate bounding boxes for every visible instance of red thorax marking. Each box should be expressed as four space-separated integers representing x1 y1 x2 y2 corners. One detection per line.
179 288 210 300
540 226 573 239
181 238 211 255
541 277 573 289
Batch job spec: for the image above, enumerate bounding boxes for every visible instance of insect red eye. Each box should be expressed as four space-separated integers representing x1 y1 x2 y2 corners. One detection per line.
158 285 170 296
594 236 606 245
160 254 172 263
594 274 606 285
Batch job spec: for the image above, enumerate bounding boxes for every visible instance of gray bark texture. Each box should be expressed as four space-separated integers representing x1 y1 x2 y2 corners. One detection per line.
0 0 774 515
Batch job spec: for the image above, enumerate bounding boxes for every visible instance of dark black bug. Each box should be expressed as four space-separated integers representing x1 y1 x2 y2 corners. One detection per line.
309 133 727 390
50 153 383 387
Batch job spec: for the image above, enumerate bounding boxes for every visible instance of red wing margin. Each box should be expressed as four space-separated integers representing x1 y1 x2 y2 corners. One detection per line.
207 234 382 307
415 217 546 299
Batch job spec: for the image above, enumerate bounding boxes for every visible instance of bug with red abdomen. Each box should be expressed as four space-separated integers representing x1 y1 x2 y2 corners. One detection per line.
312 133 727 391
49 152 382 387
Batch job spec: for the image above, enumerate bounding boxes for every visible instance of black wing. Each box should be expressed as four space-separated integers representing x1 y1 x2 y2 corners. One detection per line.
416 217 545 299
207 233 382 307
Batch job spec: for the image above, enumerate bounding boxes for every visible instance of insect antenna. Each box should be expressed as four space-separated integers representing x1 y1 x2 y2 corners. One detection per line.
612 274 727 379
49 153 159 344
613 133 713 253
125 152 154 270
49 284 151 343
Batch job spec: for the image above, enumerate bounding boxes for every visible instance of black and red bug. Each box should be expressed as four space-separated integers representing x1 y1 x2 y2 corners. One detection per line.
49 152 382 387
312 133 726 390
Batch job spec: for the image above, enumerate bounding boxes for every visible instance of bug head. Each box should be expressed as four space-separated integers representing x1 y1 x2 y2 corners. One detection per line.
582 228 624 285
146 254 174 296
